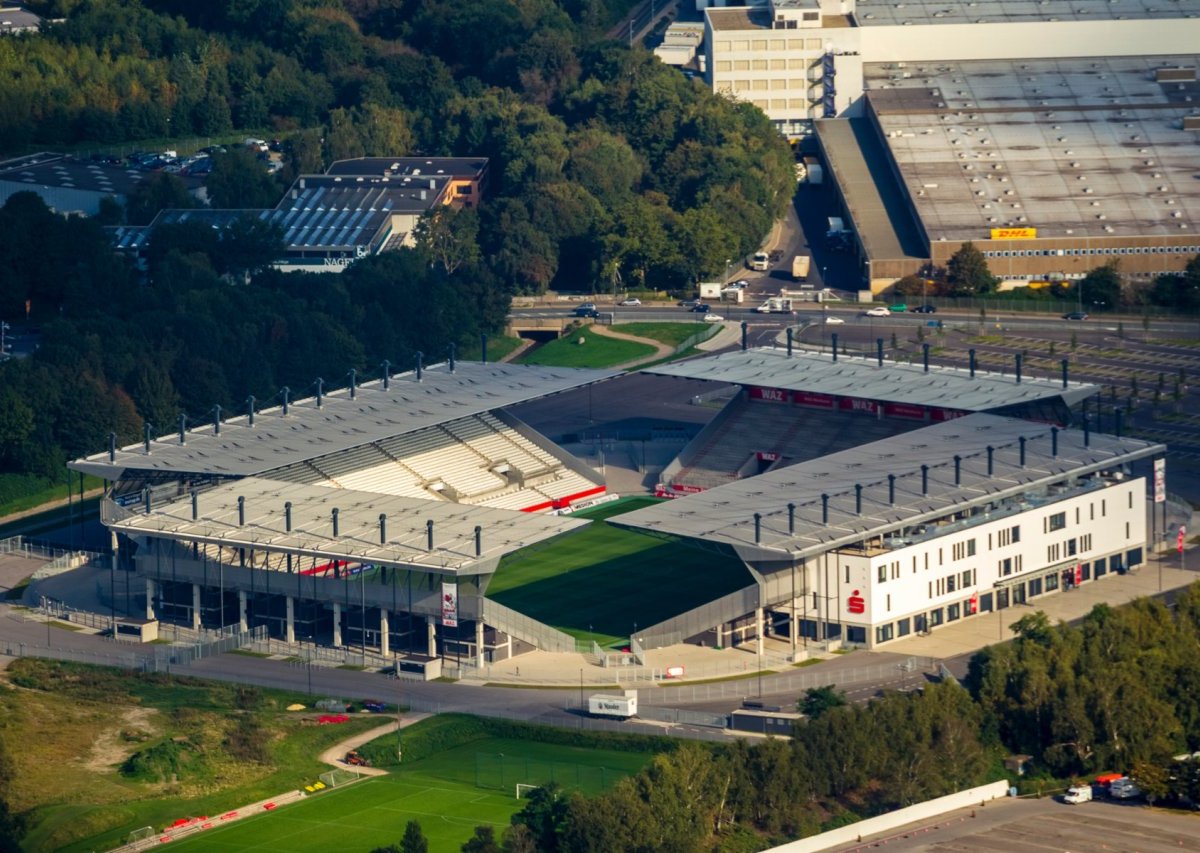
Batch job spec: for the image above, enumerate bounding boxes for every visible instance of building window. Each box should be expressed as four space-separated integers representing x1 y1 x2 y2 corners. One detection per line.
845 565 850 583
875 623 894 644
962 569 972 587
947 574 957 593
887 594 891 612
1047 543 1060 562
1129 491 1134 509
1067 538 1077 557
1046 571 1059 591
1095 557 1107 578
898 617 911 637
1127 547 1143 567
947 603 961 622
878 564 887 583
929 608 944 627
1047 512 1066 532
847 626 866 644
1012 526 1020 543
1029 577 1043 597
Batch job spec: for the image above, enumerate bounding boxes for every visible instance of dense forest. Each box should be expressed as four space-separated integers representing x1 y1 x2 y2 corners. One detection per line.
0 0 794 485
366 587 1200 852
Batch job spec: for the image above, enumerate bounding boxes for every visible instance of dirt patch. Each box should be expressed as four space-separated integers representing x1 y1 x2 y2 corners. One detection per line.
317 714 430 777
80 706 159 774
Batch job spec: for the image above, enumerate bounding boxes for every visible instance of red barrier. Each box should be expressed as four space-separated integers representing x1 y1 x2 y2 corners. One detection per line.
264 802 277 811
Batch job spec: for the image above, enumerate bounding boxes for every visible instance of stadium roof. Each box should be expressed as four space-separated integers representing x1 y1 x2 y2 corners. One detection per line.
865 55 1200 241
609 414 1164 562
70 362 621 480
105 477 587 573
853 0 1200 27
640 347 1096 410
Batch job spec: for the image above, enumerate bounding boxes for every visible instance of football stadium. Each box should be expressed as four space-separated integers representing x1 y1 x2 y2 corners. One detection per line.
71 341 1167 665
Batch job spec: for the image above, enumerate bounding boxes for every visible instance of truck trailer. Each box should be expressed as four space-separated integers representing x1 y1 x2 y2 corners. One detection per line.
588 690 638 719
792 255 810 282
802 156 823 185
756 297 796 314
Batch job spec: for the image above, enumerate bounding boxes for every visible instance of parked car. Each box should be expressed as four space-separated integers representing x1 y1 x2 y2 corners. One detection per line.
730 279 750 289
1109 778 1142 799
864 306 890 317
703 313 725 323
619 297 642 306
691 303 712 313
678 298 702 308
911 305 937 314
1063 311 1089 320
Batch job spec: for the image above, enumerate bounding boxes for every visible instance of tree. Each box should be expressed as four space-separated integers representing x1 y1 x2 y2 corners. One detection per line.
415 207 481 276
944 242 997 297
511 782 567 852
125 173 200 226
1131 758 1169 805
1077 260 1122 311
800 685 847 719
461 825 501 853
206 149 281 208
400 819 428 853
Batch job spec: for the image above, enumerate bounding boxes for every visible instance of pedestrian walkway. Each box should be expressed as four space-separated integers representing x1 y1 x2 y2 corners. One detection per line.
586 323 674 369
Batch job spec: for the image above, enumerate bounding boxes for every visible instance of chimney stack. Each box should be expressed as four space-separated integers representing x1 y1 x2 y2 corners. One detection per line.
246 395 256 427
923 343 930 373
786 327 794 357
381 360 391 390
179 414 187 445
143 422 152 454
754 512 762 543
379 513 387 545
237 495 245 527
426 519 434 551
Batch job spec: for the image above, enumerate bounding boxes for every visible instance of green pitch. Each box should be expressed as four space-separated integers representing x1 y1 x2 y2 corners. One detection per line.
168 738 648 853
487 498 753 646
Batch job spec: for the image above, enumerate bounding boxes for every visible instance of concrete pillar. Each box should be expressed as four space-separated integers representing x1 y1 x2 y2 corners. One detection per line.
380 609 390 657
755 606 764 657
145 579 156 620
475 621 485 667
427 615 437 657
191 584 202 630
332 602 342 647
285 596 295 645
791 599 799 660
238 590 248 633
715 622 724 648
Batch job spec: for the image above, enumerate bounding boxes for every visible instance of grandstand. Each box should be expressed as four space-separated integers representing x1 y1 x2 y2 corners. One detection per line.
646 347 1096 496
72 361 624 662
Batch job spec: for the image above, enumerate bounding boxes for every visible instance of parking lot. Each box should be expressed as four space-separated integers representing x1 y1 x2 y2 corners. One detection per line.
848 796 1200 852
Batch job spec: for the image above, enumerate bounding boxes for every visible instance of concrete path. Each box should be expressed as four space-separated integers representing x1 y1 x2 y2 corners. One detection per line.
317 713 430 776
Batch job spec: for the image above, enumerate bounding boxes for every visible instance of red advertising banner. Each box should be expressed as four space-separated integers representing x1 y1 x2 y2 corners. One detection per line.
756 451 780 462
749 386 789 403
793 391 835 409
672 484 705 494
884 402 926 420
931 408 967 422
840 397 879 415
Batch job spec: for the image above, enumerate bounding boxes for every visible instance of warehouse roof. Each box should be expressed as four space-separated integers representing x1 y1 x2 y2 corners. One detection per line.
641 347 1096 410
609 414 1163 562
326 157 488 180
70 362 621 480
866 55 1200 240
0 152 204 198
854 0 1200 27
105 477 587 573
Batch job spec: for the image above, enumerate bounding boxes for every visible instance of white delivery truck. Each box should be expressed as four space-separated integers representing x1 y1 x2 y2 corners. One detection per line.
1063 784 1093 804
802 156 823 185
792 255 810 282
748 251 770 271
588 690 638 719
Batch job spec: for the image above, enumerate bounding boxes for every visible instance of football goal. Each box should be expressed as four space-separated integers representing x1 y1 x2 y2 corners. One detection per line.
127 826 156 844
320 768 361 788
515 783 542 800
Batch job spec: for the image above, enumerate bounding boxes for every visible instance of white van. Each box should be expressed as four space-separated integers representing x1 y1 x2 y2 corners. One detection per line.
1063 784 1093 804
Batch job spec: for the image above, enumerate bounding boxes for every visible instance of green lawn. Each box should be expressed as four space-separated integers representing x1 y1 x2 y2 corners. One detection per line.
169 736 649 853
488 498 753 646
612 321 710 347
517 326 654 368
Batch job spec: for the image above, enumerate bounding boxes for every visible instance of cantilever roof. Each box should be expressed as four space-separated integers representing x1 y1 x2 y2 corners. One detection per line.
70 362 620 480
106 477 587 573
854 0 1200 26
641 347 1095 410
609 414 1163 562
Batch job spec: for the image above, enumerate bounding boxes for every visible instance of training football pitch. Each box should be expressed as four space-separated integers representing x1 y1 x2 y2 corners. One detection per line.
487 498 753 646
170 738 649 852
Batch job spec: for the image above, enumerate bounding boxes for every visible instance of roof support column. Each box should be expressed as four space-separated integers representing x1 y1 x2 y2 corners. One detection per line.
476 621 485 668
145 579 156 620
380 608 389 657
426 615 437 657
332 601 342 647
755 605 764 658
238 590 249 634
285 596 295 645
192 583 202 630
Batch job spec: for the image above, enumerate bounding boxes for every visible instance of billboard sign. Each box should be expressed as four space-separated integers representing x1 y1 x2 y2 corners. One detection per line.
840 397 878 415
1154 458 1166 504
884 402 925 420
441 582 458 628
793 391 835 409
749 386 788 403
